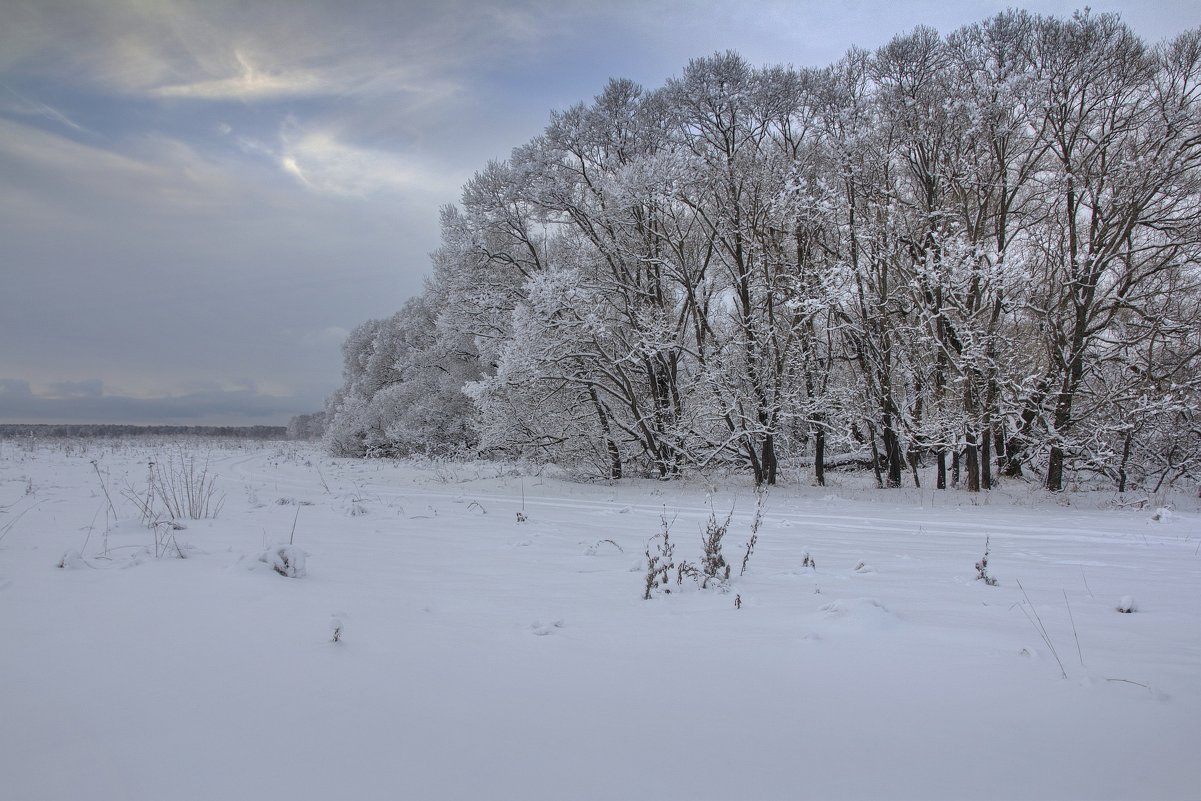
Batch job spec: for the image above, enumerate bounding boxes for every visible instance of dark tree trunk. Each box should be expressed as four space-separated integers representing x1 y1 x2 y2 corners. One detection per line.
883 424 903 488
761 433 778 486
1046 388 1073 492
965 428 981 493
867 422 885 490
588 386 622 480
814 426 826 487
981 429 992 491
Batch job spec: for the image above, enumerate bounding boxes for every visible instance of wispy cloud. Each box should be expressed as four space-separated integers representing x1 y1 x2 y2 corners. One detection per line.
153 50 327 101
0 117 291 223
278 123 462 198
0 86 87 132
3 0 518 103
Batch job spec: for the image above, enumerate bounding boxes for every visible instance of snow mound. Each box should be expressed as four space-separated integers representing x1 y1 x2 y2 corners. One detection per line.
56 550 88 570
531 619 564 636
821 597 889 615
817 598 897 631
1116 595 1138 613
256 545 308 578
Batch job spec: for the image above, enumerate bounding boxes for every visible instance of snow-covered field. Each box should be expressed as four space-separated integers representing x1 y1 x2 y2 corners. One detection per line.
1 438 1198 801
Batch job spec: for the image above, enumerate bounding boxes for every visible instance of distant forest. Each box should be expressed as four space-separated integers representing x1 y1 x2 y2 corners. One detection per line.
324 10 1201 493
0 424 288 440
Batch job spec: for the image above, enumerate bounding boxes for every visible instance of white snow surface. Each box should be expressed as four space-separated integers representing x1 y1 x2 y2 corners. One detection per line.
1 439 1199 801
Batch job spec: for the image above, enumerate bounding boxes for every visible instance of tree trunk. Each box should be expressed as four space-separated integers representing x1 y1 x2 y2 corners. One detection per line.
965 428 981 493
866 421 885 490
981 428 992 491
588 386 622 480
814 426 826 487
1045 387 1074 492
761 433 778 486
882 423 903 488
1117 430 1134 494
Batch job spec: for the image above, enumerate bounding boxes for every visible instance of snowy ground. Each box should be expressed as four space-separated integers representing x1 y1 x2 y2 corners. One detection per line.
1 438 1198 801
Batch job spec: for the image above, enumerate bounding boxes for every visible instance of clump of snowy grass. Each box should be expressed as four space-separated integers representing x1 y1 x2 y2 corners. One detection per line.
340 496 368 516
122 449 224 541
699 506 732 589
643 515 676 599
257 545 307 578
1116 595 1138 613
150 449 225 521
976 535 998 586
584 538 623 556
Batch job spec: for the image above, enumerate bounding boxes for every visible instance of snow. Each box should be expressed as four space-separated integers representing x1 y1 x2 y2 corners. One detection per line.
255 544 309 577
1 438 1199 800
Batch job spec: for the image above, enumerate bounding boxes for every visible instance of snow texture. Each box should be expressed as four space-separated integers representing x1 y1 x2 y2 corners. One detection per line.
0 439 1199 800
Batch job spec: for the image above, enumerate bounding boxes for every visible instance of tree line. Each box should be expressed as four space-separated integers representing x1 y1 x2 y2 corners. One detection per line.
325 10 1201 493
0 424 288 440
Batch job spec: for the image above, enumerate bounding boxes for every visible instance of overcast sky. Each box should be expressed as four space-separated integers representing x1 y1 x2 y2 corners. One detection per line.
1 0 1194 425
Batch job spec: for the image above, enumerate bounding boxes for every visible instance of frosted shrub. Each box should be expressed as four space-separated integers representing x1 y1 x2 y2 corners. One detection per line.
700 507 732 589
130 449 224 522
643 516 676 599
976 536 998 586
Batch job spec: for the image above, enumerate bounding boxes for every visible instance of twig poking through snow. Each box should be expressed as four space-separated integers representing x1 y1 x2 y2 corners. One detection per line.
1016 580 1067 679
0 502 37 543
1064 590 1084 667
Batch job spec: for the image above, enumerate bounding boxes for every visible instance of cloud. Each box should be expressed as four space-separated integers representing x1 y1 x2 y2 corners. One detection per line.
152 50 328 101
1 0 509 104
299 326 350 348
0 87 87 133
0 379 33 398
0 379 312 425
278 124 462 198
0 117 298 228
47 380 104 399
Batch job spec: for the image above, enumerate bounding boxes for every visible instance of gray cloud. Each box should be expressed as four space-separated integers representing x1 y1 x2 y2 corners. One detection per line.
1 0 1193 425
46 379 104 399
0 379 314 425
0 379 34 398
